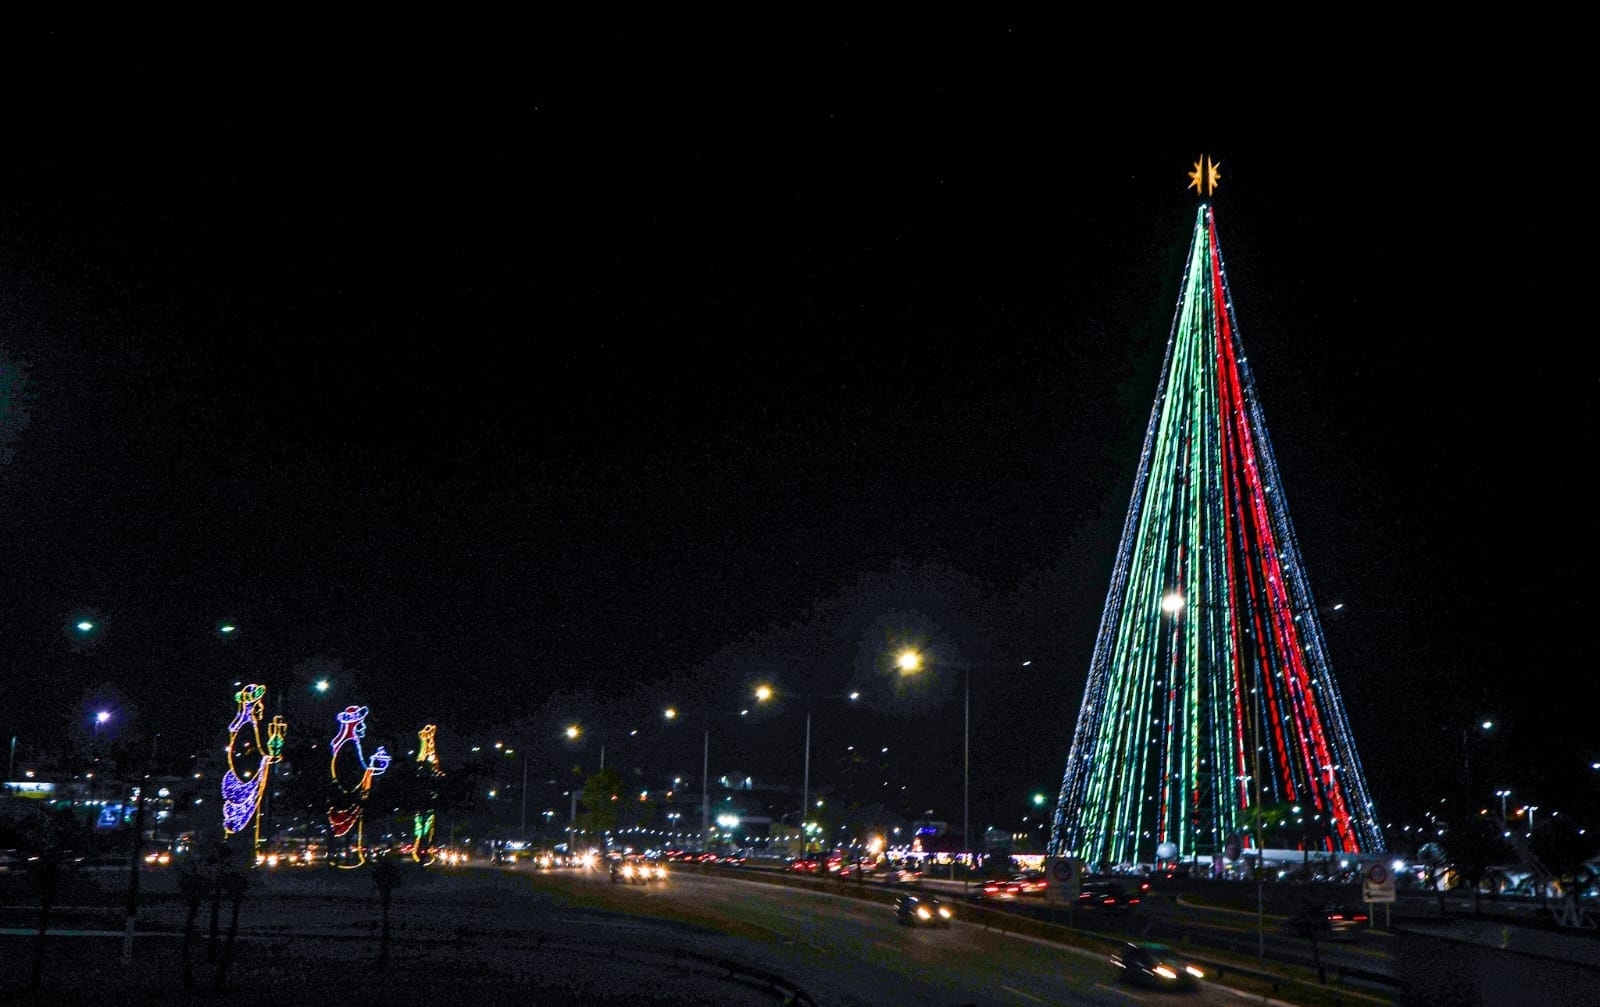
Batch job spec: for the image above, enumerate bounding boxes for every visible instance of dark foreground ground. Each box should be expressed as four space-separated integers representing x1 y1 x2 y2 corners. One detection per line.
0 862 829 1007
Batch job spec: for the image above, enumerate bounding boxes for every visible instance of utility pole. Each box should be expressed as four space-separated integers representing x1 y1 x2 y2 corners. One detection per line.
962 666 970 901
519 753 529 839
122 731 157 964
801 712 811 852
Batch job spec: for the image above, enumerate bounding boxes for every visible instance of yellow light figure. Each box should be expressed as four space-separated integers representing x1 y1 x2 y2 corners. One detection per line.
413 724 444 864
328 705 391 868
220 684 285 849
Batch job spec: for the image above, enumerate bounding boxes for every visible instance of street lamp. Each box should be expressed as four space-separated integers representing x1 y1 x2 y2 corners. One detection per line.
758 684 861 851
563 723 608 771
895 648 1031 899
1495 789 1513 834
804 692 861 850
663 691 767 850
1462 719 1495 780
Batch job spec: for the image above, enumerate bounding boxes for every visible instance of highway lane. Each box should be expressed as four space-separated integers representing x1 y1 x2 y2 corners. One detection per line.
3 861 1321 1005
909 873 1396 988
553 864 1293 1006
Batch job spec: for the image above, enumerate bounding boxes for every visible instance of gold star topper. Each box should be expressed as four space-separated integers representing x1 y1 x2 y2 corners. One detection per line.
1187 155 1221 197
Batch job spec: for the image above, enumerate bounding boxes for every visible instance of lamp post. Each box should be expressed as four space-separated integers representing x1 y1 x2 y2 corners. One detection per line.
894 648 1031 900
1495 789 1512 834
520 751 529 839
564 723 607 773
663 693 766 851
790 689 860 853
1462 719 1494 783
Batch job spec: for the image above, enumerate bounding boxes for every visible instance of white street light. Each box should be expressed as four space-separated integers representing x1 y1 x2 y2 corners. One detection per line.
798 689 861 851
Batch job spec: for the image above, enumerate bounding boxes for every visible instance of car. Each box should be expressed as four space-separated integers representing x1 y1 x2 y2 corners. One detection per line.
894 893 953 927
1321 904 1368 940
607 855 665 883
881 866 923 885
1078 880 1141 910
1110 941 1205 991
969 876 1019 900
1287 902 1368 942
788 857 821 873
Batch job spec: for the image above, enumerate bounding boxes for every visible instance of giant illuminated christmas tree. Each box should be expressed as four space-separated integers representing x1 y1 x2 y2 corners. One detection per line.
1049 158 1385 869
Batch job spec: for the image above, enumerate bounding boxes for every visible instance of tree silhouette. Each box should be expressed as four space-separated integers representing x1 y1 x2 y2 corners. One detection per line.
371 859 403 968
575 766 623 848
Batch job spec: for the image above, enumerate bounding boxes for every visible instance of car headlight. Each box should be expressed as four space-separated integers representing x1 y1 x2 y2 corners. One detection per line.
916 906 932 920
937 906 952 919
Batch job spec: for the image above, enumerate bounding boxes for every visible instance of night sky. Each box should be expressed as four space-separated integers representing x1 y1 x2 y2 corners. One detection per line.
0 15 1590 839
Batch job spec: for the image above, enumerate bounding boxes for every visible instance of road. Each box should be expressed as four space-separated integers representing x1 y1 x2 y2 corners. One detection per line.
3 860 1322 1006
530 863 1289 1006
913 874 1395 985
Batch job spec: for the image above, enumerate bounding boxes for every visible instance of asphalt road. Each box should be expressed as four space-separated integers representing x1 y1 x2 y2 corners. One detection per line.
2 861 1313 1006
577 864 1269 1006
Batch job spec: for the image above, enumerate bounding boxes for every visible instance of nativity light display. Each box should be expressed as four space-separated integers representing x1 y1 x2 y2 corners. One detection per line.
328 704 391 867
1050 159 1384 870
220 683 286 845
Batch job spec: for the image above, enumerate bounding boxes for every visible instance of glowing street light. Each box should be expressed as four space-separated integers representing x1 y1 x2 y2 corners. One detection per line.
1495 789 1513 833
896 646 1032 899
663 689 769 848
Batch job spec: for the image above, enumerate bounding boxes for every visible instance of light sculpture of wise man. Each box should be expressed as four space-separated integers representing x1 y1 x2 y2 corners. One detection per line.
327 704 391 867
220 683 286 849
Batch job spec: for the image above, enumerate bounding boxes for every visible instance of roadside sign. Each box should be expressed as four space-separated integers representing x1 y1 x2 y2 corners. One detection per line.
1363 861 1395 903
1043 856 1083 905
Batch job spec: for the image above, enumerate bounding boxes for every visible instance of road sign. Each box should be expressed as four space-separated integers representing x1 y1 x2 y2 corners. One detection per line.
1363 861 1395 903
1043 856 1083 905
